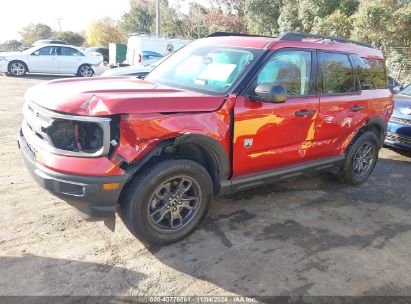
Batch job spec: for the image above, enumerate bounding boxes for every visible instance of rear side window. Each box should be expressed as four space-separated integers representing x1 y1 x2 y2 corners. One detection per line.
60 47 84 56
351 55 387 89
319 52 356 94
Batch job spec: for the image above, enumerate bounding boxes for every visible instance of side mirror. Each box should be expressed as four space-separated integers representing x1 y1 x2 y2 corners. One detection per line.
392 86 403 94
32 51 40 56
251 83 287 103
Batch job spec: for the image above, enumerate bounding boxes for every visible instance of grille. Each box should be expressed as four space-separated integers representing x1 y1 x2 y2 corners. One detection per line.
22 101 54 148
386 132 411 145
390 117 411 126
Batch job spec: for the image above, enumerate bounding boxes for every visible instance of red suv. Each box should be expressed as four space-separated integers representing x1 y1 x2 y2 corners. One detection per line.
19 32 393 245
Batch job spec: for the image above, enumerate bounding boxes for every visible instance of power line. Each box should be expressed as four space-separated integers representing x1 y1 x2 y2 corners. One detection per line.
55 18 63 33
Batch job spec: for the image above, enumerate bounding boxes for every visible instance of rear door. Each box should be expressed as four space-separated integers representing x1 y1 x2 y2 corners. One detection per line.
58 47 86 74
233 49 320 178
311 51 369 159
27 46 59 73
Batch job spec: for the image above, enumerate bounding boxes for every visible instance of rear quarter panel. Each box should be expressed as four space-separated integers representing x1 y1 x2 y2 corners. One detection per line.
368 89 394 124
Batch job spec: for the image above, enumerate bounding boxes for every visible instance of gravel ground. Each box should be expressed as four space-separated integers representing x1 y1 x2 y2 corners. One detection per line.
0 74 411 297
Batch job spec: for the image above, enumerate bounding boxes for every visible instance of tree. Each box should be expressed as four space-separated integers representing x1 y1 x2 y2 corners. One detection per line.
120 0 154 35
205 10 247 34
351 0 411 48
278 0 303 33
19 23 52 46
88 17 125 47
312 10 353 37
52 31 85 46
244 0 282 36
158 1 185 37
2 40 22 51
180 3 209 38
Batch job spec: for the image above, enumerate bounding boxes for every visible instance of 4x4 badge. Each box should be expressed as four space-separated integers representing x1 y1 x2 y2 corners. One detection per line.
244 138 253 148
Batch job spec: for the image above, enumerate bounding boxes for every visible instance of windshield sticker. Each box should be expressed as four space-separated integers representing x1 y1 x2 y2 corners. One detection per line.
199 63 237 82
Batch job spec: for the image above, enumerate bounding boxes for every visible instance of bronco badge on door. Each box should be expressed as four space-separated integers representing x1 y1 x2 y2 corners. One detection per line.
244 138 253 148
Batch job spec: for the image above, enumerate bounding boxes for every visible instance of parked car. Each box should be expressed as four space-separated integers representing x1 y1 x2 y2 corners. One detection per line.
388 76 401 91
86 47 109 64
385 83 411 150
19 32 393 246
32 39 68 46
102 54 169 77
0 44 103 77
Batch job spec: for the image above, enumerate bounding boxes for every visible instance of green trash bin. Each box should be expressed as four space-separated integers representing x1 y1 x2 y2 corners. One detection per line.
109 43 127 66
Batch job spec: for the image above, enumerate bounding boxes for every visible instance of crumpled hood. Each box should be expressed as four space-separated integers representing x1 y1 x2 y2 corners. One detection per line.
26 77 226 116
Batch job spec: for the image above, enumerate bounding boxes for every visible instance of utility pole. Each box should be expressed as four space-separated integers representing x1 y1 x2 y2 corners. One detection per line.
156 0 160 37
55 18 63 32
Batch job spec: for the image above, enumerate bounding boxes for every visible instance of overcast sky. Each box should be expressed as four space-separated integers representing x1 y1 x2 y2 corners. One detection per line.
0 0 205 42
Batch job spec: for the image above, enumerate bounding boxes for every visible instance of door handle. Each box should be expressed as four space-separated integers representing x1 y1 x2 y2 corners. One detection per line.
350 105 365 112
295 109 316 117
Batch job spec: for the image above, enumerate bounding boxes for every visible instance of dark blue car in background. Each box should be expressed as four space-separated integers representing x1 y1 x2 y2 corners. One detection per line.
385 84 411 150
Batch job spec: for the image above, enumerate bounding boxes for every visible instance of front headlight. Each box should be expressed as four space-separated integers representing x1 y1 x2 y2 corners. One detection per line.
47 120 104 153
23 100 112 157
0 56 6 61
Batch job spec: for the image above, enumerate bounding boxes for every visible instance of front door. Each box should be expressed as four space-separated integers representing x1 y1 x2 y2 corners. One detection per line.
27 46 59 73
233 49 319 178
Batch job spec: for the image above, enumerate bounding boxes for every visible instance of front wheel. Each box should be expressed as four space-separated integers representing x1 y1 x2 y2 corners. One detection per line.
336 131 379 185
120 159 213 246
77 64 94 77
8 61 27 77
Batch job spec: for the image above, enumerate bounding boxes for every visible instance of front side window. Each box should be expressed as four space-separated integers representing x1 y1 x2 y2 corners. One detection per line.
33 46 58 56
255 50 312 96
351 55 387 89
146 44 263 95
60 47 84 56
320 52 356 94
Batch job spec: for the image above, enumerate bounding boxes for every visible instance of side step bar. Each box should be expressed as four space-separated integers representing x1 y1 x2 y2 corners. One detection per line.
219 155 345 195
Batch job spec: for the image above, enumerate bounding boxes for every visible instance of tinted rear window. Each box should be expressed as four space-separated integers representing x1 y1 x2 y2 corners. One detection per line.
320 52 356 94
351 55 387 89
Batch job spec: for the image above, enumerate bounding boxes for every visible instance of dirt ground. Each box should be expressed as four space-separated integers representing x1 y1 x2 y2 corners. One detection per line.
1 74 411 297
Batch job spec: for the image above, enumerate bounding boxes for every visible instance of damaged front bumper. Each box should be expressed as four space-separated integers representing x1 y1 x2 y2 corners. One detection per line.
18 134 130 219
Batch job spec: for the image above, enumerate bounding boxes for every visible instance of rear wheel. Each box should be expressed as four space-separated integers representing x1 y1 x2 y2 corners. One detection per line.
336 131 379 185
8 61 27 77
77 64 94 77
120 159 213 246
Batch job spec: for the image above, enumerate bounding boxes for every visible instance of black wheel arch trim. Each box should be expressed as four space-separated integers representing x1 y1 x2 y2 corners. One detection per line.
174 133 230 179
366 116 387 134
364 116 387 145
122 134 230 194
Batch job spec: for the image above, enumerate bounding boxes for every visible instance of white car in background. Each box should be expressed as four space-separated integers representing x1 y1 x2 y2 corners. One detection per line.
0 44 103 77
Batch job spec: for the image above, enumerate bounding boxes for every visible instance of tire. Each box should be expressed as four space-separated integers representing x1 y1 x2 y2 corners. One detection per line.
120 159 213 246
8 61 27 77
336 131 380 185
77 64 94 77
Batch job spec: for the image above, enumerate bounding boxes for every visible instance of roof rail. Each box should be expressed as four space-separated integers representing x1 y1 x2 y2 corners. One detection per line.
278 32 374 49
207 32 270 38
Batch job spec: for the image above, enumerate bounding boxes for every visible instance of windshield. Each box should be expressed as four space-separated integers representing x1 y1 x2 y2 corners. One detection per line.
401 84 411 95
147 54 170 67
146 44 263 95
